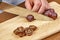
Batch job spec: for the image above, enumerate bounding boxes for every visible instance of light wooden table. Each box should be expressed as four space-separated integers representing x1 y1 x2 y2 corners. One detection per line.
0 1 60 40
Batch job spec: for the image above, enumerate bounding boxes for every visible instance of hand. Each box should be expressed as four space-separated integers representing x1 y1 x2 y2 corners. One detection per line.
25 0 50 14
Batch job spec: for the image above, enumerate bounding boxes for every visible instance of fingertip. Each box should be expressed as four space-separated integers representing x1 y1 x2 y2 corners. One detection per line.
38 6 45 14
25 0 32 10
32 3 41 12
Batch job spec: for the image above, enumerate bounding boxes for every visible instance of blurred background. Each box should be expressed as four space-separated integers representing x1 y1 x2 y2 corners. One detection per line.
0 0 25 13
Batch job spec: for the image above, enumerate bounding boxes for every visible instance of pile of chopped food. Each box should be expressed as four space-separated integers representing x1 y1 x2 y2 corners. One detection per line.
14 25 37 37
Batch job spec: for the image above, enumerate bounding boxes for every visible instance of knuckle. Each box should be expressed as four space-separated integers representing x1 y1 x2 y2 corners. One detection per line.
42 5 46 8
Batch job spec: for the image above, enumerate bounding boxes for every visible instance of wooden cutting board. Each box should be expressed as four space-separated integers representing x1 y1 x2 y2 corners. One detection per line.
0 2 60 40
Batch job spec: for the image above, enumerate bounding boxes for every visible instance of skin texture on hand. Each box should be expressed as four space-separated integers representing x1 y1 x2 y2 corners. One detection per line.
25 0 50 14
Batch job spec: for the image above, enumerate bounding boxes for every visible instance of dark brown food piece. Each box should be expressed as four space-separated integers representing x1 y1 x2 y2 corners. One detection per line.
43 9 57 20
14 29 20 35
26 15 35 22
25 28 33 36
18 32 26 37
14 25 37 37
29 25 37 31
14 27 25 35
17 27 25 32
14 26 25 37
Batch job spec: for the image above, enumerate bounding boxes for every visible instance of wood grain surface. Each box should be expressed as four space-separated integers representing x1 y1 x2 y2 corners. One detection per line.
0 1 60 40
0 12 17 23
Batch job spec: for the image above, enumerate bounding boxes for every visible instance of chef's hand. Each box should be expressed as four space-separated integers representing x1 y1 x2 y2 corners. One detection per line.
25 0 50 14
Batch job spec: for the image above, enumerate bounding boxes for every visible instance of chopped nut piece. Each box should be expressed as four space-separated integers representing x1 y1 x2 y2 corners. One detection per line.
26 15 35 22
14 26 25 37
18 32 26 37
29 25 37 31
43 9 57 20
25 28 33 36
